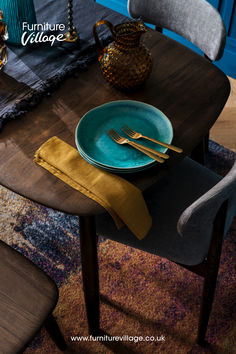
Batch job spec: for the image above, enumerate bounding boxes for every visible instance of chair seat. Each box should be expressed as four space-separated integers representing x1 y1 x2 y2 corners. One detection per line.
0 241 58 353
96 158 222 266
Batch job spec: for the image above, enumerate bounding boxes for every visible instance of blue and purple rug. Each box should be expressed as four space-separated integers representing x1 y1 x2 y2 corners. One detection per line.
0 140 235 353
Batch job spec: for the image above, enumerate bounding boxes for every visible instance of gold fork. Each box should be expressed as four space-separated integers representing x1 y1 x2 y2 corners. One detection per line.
108 128 170 160
107 129 165 163
109 129 169 159
122 125 183 153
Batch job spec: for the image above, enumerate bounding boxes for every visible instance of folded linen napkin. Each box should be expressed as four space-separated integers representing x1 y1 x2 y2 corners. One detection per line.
34 137 152 239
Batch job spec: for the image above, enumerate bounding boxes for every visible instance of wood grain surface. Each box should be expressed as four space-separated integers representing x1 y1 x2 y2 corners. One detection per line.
0 240 58 353
0 31 230 216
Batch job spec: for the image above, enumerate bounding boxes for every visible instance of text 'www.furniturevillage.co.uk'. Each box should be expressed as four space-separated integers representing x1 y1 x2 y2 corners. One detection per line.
70 334 166 343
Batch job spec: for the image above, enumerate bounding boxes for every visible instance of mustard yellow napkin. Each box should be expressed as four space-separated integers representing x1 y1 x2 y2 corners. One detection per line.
34 137 152 239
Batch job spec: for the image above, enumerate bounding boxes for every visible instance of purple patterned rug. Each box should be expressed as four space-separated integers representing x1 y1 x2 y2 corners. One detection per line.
0 140 235 353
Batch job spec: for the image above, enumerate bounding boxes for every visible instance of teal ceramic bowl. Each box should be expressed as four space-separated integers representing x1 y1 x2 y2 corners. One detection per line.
75 100 173 172
78 148 156 173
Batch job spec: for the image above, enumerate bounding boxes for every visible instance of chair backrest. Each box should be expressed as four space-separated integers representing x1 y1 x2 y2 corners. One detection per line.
128 0 226 60
177 160 236 245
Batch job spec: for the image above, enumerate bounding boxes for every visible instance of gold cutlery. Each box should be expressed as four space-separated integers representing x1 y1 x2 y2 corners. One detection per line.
122 125 183 153
107 129 165 163
108 129 169 159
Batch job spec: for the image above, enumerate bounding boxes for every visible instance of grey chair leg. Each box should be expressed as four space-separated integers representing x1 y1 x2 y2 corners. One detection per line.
79 215 100 336
45 314 67 351
197 267 219 346
197 201 227 345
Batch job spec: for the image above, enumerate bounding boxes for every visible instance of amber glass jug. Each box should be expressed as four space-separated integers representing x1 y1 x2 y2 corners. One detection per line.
93 20 152 91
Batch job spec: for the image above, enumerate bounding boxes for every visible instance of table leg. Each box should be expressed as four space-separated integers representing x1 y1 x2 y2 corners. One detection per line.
79 215 100 336
191 138 206 165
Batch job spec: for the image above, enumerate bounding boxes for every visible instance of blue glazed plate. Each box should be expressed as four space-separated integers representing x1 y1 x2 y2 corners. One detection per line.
75 100 173 172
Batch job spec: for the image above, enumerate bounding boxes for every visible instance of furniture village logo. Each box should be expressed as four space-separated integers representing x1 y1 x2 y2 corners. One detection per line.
21 22 66 46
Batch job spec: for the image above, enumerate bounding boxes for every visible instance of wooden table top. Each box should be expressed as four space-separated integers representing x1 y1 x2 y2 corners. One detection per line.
0 31 230 216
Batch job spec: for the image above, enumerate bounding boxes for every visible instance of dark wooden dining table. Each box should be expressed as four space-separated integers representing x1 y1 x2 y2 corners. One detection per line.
0 29 230 335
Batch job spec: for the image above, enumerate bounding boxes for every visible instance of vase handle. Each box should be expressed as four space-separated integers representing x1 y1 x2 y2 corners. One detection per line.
93 20 115 52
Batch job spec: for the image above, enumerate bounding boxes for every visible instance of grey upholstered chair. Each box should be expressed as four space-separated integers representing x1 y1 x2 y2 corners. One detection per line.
128 0 226 162
96 157 236 345
128 0 226 61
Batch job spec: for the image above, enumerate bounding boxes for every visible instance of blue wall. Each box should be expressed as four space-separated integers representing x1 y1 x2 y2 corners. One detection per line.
96 0 236 78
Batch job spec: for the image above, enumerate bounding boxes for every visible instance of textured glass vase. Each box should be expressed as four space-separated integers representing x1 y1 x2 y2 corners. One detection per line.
0 0 37 45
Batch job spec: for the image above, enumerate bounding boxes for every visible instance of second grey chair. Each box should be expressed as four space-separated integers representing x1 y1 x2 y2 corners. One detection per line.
128 0 227 163
96 157 236 345
128 0 226 61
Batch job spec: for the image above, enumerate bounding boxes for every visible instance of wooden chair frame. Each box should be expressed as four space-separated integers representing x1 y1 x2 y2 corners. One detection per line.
20 314 66 353
0 241 67 353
